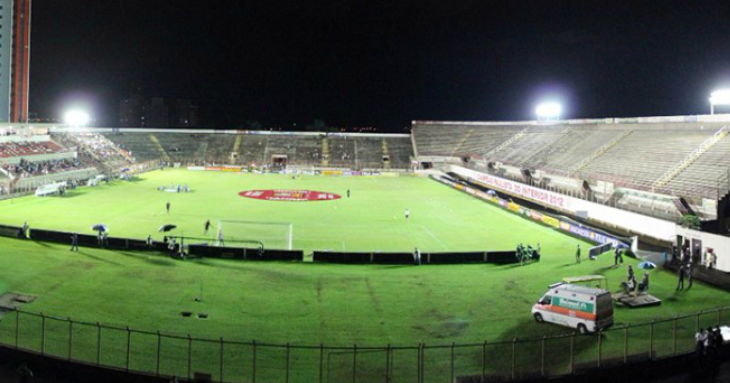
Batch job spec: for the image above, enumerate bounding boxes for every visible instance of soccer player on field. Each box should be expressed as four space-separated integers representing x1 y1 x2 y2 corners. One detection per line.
204 219 211 235
405 208 410 220
166 202 171 214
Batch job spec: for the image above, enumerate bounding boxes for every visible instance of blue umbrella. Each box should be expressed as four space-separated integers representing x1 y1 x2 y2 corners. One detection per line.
638 261 656 269
91 224 108 232
158 224 177 233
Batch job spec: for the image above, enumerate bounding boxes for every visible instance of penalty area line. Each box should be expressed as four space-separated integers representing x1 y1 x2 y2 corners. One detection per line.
421 225 447 250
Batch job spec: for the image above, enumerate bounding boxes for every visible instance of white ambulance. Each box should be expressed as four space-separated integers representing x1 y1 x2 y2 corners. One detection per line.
532 282 614 334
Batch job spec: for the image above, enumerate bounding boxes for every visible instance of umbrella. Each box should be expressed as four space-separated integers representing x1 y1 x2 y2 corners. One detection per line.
638 261 656 269
158 224 177 233
91 224 108 232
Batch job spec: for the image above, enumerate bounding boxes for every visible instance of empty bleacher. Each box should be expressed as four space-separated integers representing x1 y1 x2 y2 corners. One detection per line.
413 120 730 204
102 131 411 170
663 134 730 199
104 133 163 162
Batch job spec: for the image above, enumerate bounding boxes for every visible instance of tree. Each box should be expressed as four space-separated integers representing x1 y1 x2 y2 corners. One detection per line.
679 214 701 230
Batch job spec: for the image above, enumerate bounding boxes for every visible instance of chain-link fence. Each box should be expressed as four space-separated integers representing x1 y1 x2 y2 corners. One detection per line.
0 307 727 383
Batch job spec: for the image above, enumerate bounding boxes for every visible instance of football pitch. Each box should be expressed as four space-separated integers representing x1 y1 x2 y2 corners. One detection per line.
0 169 728 380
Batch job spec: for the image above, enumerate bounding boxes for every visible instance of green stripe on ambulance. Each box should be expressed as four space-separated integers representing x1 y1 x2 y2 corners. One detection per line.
553 297 594 313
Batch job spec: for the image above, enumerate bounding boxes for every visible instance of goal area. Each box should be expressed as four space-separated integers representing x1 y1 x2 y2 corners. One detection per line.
216 220 294 250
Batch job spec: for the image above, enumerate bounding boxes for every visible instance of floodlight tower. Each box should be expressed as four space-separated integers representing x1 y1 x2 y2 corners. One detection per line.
535 102 562 121
710 90 730 115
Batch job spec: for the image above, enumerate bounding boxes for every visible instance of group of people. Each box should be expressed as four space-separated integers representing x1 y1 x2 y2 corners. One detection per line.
2 158 82 178
516 243 540 264
620 265 650 294
696 326 724 357
157 184 190 193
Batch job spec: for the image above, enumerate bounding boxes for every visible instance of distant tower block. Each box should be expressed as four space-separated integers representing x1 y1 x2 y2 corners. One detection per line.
0 0 32 123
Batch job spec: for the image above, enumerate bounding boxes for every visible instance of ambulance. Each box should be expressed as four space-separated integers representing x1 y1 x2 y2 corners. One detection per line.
532 282 614 334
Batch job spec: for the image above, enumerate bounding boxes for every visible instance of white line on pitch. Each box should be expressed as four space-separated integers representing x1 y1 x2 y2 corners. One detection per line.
421 225 448 250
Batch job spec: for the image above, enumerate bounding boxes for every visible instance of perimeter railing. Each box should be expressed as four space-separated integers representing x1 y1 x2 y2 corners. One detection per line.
0 306 727 383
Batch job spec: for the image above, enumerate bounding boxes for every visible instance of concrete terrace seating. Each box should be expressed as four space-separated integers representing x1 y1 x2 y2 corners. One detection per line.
386 137 413 168
487 127 565 167
413 123 524 158
522 127 619 171
0 141 63 158
103 133 163 162
326 136 356 168
155 133 204 162
580 129 714 190
413 120 730 201
663 135 730 199
204 135 236 163
102 131 413 169
236 135 268 165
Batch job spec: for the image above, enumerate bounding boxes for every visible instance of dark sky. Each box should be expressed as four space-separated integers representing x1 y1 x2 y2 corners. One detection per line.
29 0 730 130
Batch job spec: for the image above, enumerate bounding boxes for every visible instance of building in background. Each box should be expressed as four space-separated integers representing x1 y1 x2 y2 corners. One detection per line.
173 99 199 127
119 96 199 128
0 0 32 123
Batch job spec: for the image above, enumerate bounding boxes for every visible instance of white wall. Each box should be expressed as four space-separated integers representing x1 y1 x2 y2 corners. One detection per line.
675 226 730 272
449 165 677 241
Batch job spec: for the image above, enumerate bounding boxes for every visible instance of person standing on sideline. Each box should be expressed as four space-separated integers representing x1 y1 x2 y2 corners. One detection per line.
70 233 79 252
413 247 421 266
166 201 171 214
204 219 211 235
146 235 153 249
627 265 634 281
677 264 685 290
22 222 29 239
687 262 694 289
405 208 410 221
575 244 581 264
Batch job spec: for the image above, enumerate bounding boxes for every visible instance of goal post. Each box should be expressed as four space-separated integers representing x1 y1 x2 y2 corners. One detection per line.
216 219 294 250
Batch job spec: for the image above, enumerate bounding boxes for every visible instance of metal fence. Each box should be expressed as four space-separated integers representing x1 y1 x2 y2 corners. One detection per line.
0 307 727 383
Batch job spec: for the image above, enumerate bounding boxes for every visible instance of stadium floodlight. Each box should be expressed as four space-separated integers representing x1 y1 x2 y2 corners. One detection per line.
64 110 91 127
535 102 562 120
710 90 730 115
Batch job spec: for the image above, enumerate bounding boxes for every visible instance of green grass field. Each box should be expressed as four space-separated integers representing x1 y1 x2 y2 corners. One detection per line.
0 169 727 381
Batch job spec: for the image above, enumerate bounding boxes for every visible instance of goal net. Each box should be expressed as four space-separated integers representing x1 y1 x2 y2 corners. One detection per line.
216 220 293 250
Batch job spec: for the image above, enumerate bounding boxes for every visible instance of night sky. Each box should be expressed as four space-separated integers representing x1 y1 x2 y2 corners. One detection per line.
30 1 730 130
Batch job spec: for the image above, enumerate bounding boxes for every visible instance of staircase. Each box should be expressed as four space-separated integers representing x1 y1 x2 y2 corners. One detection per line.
484 127 529 160
100 135 134 163
382 139 391 170
570 130 633 174
149 135 171 162
321 137 330 167
652 125 730 191
195 141 208 163
451 130 473 155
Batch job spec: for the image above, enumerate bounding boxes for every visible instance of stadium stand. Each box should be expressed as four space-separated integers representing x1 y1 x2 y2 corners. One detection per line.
413 119 730 221
0 140 63 158
1 158 83 178
102 131 412 170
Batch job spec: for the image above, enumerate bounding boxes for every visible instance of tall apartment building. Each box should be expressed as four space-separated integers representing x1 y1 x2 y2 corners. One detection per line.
0 0 31 123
